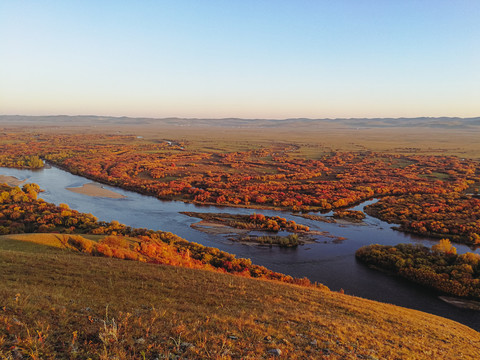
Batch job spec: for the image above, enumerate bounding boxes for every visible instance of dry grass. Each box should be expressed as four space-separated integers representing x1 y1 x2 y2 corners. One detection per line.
1 234 479 359
2 117 480 159
1 233 74 249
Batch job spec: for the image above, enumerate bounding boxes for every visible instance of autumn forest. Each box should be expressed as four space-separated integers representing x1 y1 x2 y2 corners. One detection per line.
0 131 479 245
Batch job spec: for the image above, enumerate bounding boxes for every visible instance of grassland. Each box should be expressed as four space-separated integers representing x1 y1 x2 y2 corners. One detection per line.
2 116 480 159
1 234 480 359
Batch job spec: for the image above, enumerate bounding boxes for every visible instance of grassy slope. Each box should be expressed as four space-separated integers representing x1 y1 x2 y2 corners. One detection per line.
1 235 479 359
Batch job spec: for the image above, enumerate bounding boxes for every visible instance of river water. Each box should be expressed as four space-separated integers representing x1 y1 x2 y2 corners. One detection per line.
1 165 479 331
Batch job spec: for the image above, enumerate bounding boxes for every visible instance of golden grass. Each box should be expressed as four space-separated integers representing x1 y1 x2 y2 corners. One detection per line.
3 118 480 159
1 233 72 249
1 234 479 359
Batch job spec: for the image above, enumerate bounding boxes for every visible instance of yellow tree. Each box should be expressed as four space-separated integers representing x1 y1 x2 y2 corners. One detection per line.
432 239 457 255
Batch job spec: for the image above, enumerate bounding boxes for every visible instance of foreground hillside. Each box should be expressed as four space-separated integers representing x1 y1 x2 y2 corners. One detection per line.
1 235 479 359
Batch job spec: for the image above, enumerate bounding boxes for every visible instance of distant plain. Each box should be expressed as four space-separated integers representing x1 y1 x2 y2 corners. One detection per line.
2 115 480 159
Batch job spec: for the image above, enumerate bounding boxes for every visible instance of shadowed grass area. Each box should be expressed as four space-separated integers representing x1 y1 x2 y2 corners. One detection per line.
1 234 480 359
0 233 71 249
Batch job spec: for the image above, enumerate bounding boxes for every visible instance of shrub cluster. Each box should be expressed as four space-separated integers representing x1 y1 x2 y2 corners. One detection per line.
356 240 480 299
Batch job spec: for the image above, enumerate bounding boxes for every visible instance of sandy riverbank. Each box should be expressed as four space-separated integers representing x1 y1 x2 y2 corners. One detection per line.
0 175 25 186
66 183 126 199
439 296 480 311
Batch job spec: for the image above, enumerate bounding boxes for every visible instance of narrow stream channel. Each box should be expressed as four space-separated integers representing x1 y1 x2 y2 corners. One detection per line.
1 165 479 331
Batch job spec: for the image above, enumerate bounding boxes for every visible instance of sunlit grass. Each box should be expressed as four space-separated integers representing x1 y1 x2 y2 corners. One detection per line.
1 234 479 359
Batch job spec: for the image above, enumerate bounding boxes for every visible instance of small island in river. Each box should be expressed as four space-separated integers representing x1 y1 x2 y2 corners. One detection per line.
333 210 366 223
229 233 314 247
181 212 311 232
66 183 127 199
181 211 346 247
294 213 336 223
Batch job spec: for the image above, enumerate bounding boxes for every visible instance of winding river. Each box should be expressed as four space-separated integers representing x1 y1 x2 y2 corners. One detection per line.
1 165 479 331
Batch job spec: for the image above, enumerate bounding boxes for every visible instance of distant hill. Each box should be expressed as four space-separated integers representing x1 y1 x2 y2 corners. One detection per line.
1 114 480 129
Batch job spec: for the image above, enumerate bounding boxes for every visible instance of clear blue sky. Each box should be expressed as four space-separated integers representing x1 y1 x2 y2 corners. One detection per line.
1 1 479 119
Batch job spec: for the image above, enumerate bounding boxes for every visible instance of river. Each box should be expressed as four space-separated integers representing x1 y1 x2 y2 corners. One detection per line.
1 165 479 331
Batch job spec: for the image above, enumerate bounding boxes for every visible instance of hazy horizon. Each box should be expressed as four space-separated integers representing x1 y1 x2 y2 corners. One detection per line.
1 1 479 119
1 114 479 119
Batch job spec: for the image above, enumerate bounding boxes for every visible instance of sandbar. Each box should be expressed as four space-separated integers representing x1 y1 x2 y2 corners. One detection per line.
190 220 250 235
66 183 126 199
0 175 25 186
439 296 480 311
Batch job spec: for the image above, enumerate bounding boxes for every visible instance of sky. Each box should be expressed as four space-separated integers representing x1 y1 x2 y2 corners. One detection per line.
1 1 479 119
